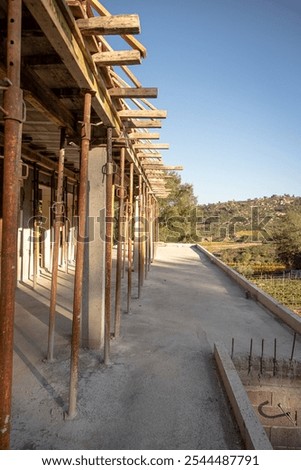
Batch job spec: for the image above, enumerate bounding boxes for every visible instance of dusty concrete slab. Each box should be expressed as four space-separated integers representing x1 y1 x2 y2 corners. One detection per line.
10 244 301 449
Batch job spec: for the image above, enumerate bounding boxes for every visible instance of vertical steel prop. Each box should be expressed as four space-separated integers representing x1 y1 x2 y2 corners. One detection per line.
33 164 40 289
67 91 92 419
138 175 143 299
0 0 23 450
47 128 66 361
114 147 125 338
104 127 114 365
127 163 134 313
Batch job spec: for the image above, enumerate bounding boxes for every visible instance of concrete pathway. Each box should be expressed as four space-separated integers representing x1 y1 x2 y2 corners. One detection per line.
10 244 301 449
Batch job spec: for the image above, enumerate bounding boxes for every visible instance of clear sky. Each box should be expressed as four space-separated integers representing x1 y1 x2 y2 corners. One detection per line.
107 0 301 204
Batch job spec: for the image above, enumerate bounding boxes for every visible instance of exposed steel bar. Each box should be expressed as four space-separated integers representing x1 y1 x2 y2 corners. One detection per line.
127 162 134 313
0 0 23 450
114 147 125 338
67 91 92 419
47 128 66 362
104 127 114 365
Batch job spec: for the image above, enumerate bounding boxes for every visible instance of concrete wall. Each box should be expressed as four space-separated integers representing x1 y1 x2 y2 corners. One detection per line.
195 244 301 335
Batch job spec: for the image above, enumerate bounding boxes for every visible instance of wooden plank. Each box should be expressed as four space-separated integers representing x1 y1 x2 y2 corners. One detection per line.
123 120 162 129
134 143 169 150
109 87 158 98
119 110 167 119
128 132 160 139
137 152 162 158
93 50 141 66
23 0 120 128
86 0 147 58
22 66 77 135
76 15 140 36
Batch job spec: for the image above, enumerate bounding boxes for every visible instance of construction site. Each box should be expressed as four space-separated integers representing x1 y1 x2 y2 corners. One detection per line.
1 0 301 451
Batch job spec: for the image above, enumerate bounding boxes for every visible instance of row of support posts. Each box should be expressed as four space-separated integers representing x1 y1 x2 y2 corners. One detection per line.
0 2 161 442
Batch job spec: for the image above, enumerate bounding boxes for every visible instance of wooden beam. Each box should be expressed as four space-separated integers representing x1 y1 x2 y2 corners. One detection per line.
144 165 184 171
22 67 77 135
93 50 141 66
76 15 140 36
128 132 160 139
23 0 120 128
109 87 158 98
119 110 167 119
123 120 162 129
137 152 162 158
86 0 147 58
134 143 169 150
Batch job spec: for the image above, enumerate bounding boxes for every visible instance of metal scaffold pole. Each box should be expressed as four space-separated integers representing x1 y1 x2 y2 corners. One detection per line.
127 162 134 314
67 91 92 419
47 128 66 362
0 0 23 450
114 147 125 338
104 127 114 365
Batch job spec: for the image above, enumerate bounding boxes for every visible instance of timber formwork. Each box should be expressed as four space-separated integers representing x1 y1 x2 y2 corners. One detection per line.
0 0 182 449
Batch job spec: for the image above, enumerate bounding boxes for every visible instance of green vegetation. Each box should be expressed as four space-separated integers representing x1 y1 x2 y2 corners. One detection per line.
158 176 301 314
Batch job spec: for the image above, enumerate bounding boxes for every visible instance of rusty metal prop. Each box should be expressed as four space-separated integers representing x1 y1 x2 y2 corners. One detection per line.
114 147 125 338
47 128 66 362
67 91 92 419
104 127 114 365
0 0 23 450
127 162 134 313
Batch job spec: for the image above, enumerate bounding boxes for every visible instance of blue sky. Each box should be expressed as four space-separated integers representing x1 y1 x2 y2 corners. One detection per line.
107 0 301 204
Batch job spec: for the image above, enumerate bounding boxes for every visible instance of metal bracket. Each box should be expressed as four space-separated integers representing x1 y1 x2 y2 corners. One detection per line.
102 162 117 176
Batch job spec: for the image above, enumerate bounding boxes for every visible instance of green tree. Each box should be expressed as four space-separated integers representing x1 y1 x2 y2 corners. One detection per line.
274 209 301 268
158 172 197 242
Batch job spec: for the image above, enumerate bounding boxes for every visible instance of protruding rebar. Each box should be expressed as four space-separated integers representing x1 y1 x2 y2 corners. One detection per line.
231 338 235 359
260 339 264 375
290 332 297 362
273 338 277 376
248 338 253 374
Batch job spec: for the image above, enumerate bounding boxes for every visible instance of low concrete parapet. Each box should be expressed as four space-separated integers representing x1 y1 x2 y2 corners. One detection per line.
214 342 273 450
195 244 301 335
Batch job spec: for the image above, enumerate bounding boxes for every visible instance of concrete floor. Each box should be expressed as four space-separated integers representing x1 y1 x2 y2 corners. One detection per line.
10 243 301 449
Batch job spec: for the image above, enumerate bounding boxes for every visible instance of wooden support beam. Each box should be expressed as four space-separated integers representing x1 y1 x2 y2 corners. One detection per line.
76 15 140 36
93 50 141 66
123 120 162 129
109 87 158 98
144 165 184 171
128 132 160 140
137 152 162 158
23 0 120 128
134 143 169 150
86 0 147 58
119 109 167 119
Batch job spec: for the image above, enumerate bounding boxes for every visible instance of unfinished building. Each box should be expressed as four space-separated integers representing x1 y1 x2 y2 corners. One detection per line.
0 0 181 449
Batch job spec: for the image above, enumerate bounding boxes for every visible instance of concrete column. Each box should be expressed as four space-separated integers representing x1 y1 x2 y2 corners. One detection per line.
82 146 106 349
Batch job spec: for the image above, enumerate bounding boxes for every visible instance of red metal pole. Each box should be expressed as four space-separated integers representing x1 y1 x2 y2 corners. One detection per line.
0 0 23 450
104 127 113 365
47 128 66 361
114 147 125 338
127 163 134 314
67 91 92 419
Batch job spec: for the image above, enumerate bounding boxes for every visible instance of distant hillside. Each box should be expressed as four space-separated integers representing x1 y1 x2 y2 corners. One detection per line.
196 194 301 242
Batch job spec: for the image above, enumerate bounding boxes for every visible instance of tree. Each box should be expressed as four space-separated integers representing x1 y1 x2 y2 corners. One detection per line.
158 172 197 242
273 209 301 269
